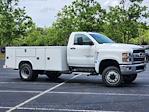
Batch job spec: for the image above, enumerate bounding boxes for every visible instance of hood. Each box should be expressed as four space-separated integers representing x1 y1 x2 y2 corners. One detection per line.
98 43 143 52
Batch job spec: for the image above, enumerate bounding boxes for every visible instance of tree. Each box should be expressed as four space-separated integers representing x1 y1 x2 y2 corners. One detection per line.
52 0 106 45
12 26 49 46
139 29 149 44
104 0 149 43
0 0 33 46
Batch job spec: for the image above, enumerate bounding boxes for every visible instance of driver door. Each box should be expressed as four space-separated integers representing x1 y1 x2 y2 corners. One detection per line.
68 34 95 67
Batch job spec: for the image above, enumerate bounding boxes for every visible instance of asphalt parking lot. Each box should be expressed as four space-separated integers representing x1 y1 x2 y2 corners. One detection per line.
0 60 149 112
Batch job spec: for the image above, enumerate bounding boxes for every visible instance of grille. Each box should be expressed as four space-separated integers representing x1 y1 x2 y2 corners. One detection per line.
133 49 145 62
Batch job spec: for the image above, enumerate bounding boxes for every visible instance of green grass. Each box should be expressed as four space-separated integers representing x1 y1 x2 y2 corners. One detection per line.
0 53 4 60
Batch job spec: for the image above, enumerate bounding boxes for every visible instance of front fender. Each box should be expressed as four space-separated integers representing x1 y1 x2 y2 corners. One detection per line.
95 56 120 74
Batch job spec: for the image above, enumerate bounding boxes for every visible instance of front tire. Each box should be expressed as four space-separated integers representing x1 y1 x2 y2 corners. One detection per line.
123 74 137 84
19 63 38 81
102 66 123 87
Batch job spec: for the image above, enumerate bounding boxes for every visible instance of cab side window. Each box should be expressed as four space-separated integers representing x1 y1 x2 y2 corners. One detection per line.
74 34 93 45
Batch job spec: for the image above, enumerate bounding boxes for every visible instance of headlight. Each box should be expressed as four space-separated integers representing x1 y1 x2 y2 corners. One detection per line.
122 53 132 62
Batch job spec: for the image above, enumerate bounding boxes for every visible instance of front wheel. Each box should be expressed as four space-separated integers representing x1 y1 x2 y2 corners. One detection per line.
123 74 137 84
102 66 123 87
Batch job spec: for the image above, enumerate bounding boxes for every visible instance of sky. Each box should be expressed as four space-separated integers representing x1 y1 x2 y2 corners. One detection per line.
18 0 149 27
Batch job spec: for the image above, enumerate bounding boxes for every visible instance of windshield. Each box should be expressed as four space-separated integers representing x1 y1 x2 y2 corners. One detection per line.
90 33 114 44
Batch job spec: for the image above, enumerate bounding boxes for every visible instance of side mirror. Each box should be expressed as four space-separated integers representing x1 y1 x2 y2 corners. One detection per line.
89 41 94 46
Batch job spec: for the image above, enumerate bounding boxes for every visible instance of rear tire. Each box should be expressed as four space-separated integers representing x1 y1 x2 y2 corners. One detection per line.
123 74 137 84
102 66 123 87
19 63 38 81
46 72 61 80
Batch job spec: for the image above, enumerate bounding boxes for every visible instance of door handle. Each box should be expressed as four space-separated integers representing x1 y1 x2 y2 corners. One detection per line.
70 47 76 50
85 55 93 58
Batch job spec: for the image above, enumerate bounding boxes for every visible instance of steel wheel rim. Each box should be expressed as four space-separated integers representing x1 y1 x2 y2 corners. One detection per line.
105 70 120 85
21 67 30 79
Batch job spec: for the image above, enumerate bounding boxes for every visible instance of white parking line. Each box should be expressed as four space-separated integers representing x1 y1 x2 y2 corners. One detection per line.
1 90 149 97
0 81 57 85
0 77 17 79
0 106 120 112
0 106 10 109
137 78 149 79
6 74 82 112
0 90 41 93
1 81 149 87
140 85 149 87
0 72 17 75
50 91 149 97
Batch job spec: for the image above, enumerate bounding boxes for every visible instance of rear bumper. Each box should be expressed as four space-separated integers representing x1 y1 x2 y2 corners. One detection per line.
120 63 146 75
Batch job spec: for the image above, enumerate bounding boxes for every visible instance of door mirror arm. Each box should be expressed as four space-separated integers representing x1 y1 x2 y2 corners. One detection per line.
89 41 94 46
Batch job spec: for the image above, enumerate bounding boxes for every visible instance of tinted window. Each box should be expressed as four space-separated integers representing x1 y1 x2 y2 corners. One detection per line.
74 34 93 45
90 33 114 44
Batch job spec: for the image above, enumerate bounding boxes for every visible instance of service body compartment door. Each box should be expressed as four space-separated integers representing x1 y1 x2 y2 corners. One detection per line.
16 48 36 57
5 47 16 68
45 47 68 71
35 48 45 70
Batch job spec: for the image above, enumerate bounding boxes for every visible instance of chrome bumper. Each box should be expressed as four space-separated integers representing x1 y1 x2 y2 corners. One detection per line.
120 63 146 75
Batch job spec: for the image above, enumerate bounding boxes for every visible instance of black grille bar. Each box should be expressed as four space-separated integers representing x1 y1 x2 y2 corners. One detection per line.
133 49 145 53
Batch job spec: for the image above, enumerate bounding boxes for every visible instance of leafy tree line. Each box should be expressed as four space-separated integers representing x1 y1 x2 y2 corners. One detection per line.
0 0 33 46
0 0 149 46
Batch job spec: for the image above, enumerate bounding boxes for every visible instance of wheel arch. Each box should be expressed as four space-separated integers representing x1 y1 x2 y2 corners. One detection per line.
18 61 33 69
99 59 120 75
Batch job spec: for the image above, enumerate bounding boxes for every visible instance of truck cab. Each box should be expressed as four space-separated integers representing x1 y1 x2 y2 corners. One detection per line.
67 32 146 86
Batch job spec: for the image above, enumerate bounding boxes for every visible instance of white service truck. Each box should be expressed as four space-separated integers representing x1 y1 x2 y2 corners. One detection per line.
4 32 146 86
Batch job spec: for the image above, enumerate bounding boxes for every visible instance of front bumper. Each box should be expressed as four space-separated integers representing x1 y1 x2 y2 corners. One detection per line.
120 63 146 75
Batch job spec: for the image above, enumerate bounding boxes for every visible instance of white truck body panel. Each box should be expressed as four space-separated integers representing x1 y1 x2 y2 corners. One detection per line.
5 46 69 71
